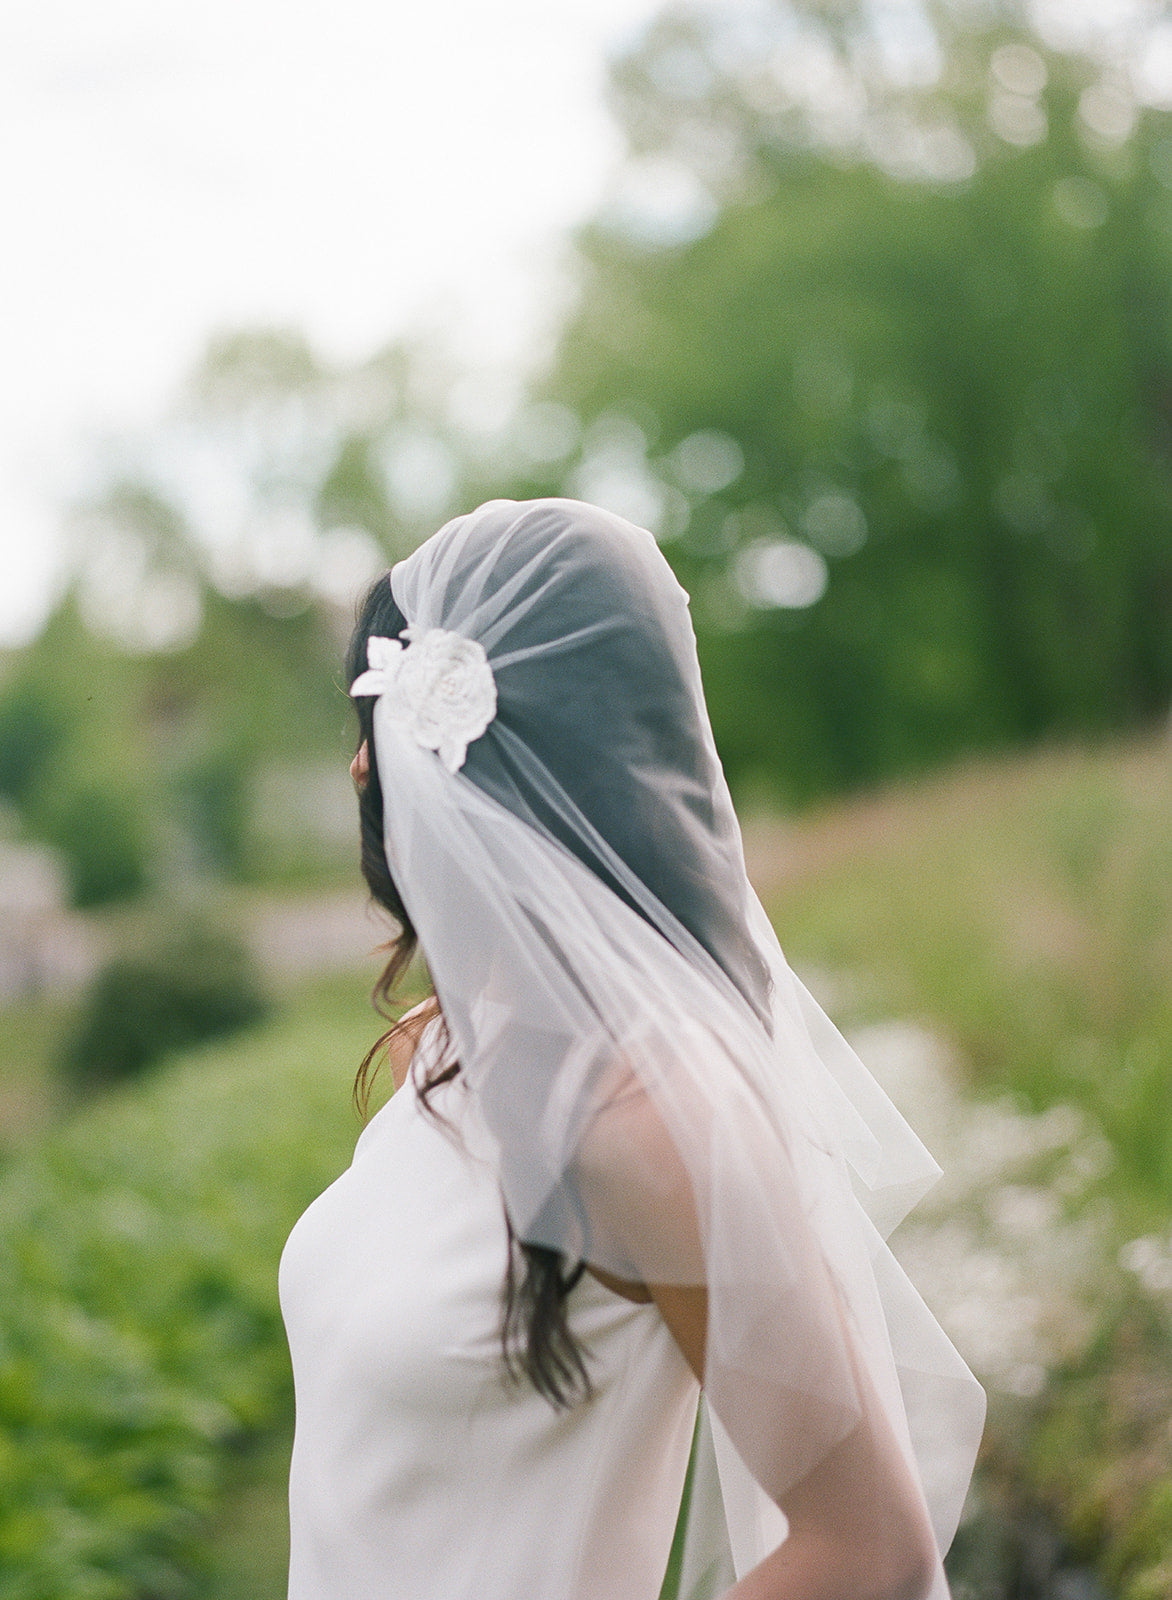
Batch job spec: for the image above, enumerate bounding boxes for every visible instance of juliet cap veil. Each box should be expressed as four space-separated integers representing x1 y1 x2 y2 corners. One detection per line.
352 497 984 1597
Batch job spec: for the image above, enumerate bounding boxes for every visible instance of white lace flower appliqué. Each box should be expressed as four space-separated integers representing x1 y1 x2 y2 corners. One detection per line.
350 626 497 773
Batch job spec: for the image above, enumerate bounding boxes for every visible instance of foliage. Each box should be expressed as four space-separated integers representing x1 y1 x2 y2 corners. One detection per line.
528 0 1172 801
0 995 72 1156
0 681 70 807
1025 1290 1172 1600
756 730 1172 1600
172 746 249 877
36 781 150 910
194 1423 294 1600
0 587 355 898
149 589 355 881
760 731 1172 1213
11 2 1165 875
0 979 371 1600
0 606 156 906
58 924 270 1093
1 732 1170 1594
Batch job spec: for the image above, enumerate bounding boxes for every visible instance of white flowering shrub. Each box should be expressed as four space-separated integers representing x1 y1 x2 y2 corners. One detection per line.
852 1021 1118 1399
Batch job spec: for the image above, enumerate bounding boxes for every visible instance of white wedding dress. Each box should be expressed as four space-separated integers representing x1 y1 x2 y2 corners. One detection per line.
279 1053 705 1600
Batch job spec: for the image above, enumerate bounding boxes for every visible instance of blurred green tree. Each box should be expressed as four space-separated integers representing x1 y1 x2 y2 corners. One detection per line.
523 0 1172 800
0 679 70 806
12 6 1172 847
0 320 455 895
38 780 150 908
0 603 155 905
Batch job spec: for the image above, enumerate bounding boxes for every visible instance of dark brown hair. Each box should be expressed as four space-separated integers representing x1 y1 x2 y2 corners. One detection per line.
346 574 592 1409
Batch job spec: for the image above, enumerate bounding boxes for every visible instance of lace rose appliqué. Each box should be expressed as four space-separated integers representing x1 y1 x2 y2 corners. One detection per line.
350 626 497 773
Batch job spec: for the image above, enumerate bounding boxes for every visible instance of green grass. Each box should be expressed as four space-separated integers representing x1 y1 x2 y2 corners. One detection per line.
750 733 1172 1599
756 734 1172 1226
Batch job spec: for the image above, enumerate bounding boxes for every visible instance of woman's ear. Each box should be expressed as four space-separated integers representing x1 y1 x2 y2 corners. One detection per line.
350 740 371 791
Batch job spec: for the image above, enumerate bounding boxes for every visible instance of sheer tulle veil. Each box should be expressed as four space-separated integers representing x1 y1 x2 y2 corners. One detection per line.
353 497 985 1597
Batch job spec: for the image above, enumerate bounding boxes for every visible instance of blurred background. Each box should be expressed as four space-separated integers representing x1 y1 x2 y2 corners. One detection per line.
2 1 1171 1596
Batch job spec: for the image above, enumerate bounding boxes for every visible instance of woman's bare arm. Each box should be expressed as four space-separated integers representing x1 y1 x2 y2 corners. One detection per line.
647 1279 937 1600
578 1065 938 1600
580 1098 936 1598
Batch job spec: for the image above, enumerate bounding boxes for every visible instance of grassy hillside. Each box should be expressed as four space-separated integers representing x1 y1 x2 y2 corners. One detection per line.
752 732 1172 1227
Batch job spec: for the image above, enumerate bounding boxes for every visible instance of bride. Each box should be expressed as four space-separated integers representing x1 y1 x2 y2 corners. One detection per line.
279 497 984 1600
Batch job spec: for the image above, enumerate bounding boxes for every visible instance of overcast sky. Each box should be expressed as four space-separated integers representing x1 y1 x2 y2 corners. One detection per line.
0 0 669 643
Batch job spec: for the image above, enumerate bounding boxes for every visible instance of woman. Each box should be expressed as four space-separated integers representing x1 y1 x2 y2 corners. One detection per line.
279 498 984 1600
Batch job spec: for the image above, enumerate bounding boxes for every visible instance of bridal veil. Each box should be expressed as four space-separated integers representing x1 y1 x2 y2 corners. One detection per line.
352 497 985 1599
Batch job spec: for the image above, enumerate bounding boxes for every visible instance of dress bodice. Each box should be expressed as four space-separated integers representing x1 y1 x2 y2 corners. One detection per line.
279 1062 699 1600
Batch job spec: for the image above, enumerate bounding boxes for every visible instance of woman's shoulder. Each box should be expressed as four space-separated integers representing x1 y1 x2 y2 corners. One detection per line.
349 999 444 1160
388 996 442 1091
